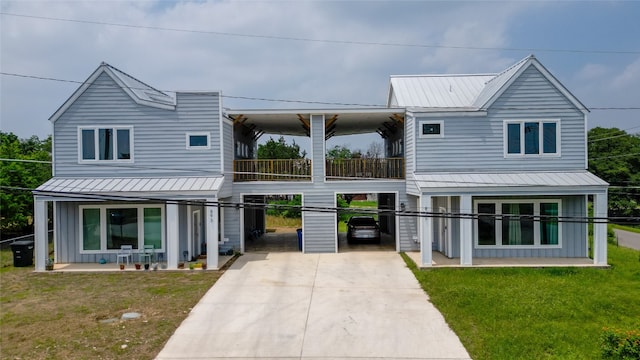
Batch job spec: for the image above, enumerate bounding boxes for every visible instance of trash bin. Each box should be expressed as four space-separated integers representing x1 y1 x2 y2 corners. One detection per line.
296 228 302 251
10 240 34 267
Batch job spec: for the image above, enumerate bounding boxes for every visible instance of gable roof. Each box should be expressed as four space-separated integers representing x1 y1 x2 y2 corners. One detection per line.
49 62 176 122
388 55 588 114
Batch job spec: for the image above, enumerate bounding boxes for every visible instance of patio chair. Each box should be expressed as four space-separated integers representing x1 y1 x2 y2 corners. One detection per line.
116 245 133 265
139 244 154 265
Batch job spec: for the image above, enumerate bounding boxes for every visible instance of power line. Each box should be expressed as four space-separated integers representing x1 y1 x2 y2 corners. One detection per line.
2 71 640 111
5 184 632 224
2 12 639 55
589 152 640 161
587 125 640 143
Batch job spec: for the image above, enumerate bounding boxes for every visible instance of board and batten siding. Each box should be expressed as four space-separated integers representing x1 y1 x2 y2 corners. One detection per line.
53 72 222 177
413 65 586 173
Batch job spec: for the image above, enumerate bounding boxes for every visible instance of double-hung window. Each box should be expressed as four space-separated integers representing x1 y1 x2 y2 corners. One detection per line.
505 120 559 156
475 199 561 248
79 126 133 161
79 205 164 253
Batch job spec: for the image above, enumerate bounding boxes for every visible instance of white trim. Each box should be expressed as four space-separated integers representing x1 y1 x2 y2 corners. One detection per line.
418 120 444 138
474 198 562 249
78 204 165 254
185 132 211 150
503 119 560 157
77 125 134 163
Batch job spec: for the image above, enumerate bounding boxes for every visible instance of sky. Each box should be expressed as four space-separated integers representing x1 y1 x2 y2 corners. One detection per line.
1 0 639 152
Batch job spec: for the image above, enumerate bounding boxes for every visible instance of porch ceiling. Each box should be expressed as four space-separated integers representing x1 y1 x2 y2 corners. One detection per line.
225 108 405 137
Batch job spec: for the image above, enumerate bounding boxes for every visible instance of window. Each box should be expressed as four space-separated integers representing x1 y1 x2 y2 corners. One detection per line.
505 120 559 156
186 132 210 149
79 205 164 253
474 199 561 248
79 126 133 161
419 121 444 138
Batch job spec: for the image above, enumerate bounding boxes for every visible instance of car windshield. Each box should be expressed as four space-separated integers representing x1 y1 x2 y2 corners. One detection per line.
350 217 376 226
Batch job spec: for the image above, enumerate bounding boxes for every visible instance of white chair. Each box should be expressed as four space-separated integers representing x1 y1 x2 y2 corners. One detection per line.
116 245 133 265
139 244 154 265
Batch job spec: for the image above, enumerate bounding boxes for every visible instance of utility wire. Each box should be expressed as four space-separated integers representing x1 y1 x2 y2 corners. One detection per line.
3 185 637 224
2 71 640 111
2 12 639 55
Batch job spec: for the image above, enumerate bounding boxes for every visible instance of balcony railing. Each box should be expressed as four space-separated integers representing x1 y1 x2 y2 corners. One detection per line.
234 159 312 182
234 157 404 182
326 157 404 180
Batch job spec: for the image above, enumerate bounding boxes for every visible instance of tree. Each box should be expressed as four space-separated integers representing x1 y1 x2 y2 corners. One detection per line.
364 141 383 159
257 136 306 159
0 132 52 234
326 145 354 159
588 127 640 220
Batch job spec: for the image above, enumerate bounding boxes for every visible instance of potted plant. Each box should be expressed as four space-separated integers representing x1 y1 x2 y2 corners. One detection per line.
45 258 54 271
144 263 150 270
134 263 141 270
201 262 207 270
177 262 185 269
189 263 195 271
119 263 125 270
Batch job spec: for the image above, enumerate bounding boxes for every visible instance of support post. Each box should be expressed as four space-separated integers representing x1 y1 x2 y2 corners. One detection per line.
460 194 473 266
34 197 48 272
593 192 608 265
166 203 179 270
420 195 432 267
206 198 219 270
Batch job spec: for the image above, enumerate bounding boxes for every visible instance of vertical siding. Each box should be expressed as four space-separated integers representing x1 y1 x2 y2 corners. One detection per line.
54 73 222 177
413 65 586 172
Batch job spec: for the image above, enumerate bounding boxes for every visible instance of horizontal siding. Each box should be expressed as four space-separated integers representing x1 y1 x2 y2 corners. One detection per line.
54 73 222 177
219 121 234 197
303 192 336 253
414 66 586 172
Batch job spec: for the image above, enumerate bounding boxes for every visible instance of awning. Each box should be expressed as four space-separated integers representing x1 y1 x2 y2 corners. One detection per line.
34 176 224 199
412 171 607 193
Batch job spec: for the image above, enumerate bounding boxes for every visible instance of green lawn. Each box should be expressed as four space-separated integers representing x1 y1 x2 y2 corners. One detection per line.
612 224 640 234
403 245 640 359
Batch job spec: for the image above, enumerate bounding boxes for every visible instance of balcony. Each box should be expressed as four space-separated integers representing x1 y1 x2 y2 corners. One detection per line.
326 158 404 180
234 158 404 182
234 159 312 182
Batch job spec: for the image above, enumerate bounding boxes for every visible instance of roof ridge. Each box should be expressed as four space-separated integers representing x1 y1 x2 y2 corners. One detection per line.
484 54 534 85
102 62 170 96
391 73 496 78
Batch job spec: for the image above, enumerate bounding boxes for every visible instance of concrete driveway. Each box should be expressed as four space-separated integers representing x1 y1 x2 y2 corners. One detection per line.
156 252 471 360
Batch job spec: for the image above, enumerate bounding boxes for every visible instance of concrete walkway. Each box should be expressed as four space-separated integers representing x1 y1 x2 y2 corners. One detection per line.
156 252 471 360
614 229 640 251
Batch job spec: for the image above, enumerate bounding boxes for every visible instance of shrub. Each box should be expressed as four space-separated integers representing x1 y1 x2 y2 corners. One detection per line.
601 327 640 359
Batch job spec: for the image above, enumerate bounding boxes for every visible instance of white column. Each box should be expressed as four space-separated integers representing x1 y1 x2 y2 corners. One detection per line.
460 194 473 266
206 199 219 270
166 203 179 270
420 195 432 267
593 192 608 265
34 197 48 272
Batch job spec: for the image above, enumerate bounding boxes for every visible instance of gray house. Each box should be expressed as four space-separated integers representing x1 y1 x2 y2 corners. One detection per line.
33 55 609 271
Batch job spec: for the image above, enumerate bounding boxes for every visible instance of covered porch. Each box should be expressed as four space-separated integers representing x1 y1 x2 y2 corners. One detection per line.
406 251 605 268
32 176 225 272
413 171 609 267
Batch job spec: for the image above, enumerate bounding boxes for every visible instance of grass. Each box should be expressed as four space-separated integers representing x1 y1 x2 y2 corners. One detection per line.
0 251 233 360
402 245 640 359
265 214 301 229
612 224 640 234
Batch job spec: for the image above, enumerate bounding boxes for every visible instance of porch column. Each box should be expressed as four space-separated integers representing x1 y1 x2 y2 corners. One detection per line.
420 195 432 267
593 192 608 265
460 194 473 266
166 203 179 270
34 197 48 272
205 199 219 270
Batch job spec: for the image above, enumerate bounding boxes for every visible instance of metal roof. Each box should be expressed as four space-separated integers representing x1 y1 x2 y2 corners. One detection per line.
389 74 494 108
388 55 587 115
50 62 176 122
35 176 223 196
413 171 608 189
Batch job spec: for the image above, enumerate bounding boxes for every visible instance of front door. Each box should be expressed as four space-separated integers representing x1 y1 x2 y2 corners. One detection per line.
190 209 202 260
438 207 450 257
